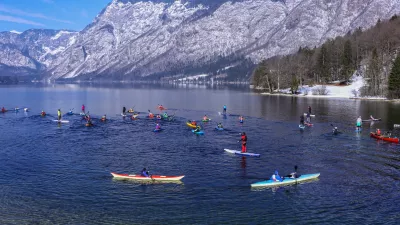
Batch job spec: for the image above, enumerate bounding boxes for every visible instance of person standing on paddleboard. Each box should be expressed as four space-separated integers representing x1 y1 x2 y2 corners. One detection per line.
308 106 312 114
356 116 362 131
306 111 311 123
57 109 62 121
223 105 227 114
122 106 126 115
240 132 247 153
82 104 85 113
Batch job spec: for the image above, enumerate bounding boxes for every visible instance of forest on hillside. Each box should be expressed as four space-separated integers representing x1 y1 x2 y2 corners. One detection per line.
252 15 400 98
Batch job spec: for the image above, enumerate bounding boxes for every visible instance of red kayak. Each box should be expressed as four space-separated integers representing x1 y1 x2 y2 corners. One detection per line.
111 172 184 181
370 132 399 143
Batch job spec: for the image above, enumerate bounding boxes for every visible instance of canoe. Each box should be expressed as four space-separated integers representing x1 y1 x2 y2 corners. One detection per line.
215 127 224 131
370 132 399 143
202 119 211 122
251 173 320 187
304 113 316 117
111 172 184 181
53 120 69 123
224 149 260 157
192 130 204 135
186 122 197 128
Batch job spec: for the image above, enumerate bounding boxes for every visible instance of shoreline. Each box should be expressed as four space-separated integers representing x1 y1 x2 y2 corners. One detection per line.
259 92 394 101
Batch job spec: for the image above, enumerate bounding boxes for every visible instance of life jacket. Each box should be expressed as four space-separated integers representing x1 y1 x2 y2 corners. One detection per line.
377 129 381 135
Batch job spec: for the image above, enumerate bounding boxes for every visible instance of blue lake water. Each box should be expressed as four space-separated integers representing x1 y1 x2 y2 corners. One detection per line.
0 83 399 224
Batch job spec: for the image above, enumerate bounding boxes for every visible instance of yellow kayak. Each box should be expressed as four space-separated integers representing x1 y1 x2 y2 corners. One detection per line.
186 122 197 129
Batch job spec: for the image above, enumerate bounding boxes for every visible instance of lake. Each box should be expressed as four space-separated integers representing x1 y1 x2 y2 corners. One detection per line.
0 83 399 224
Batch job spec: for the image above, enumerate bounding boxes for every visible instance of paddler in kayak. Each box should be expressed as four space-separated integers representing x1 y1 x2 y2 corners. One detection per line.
148 110 154 118
41 110 46 117
300 114 305 126
239 115 244 123
376 128 381 135
155 123 161 130
141 168 150 177
203 115 209 121
217 123 223 128
271 170 283 182
128 108 134 113
101 115 107 122
356 116 362 131
191 120 197 126
57 109 62 121
240 132 247 153
163 112 168 119
333 127 339 135
194 125 201 133
156 114 162 120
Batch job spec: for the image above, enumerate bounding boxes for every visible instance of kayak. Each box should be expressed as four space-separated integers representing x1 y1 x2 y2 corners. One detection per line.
53 120 69 123
67 111 74 115
370 132 399 143
299 125 305 129
304 113 315 117
111 172 184 181
186 122 197 129
362 118 382 122
215 127 224 131
192 130 204 135
251 173 320 188
224 149 260 157
153 128 163 132
202 119 211 122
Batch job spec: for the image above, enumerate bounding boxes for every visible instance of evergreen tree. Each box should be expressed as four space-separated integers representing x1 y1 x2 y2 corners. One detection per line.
316 44 330 82
367 48 380 96
341 40 353 80
388 54 400 99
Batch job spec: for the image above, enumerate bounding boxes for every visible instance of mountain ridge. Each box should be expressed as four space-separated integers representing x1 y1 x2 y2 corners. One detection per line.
0 0 399 81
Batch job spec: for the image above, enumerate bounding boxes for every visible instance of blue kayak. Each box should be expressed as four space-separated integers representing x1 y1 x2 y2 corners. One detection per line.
215 127 224 131
192 130 204 135
153 128 163 132
251 173 320 187
67 111 74 115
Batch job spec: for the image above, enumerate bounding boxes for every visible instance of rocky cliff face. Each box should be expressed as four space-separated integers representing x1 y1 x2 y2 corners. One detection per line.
1 0 400 80
0 29 76 76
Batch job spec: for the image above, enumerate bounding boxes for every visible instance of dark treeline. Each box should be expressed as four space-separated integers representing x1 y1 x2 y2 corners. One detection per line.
252 15 400 98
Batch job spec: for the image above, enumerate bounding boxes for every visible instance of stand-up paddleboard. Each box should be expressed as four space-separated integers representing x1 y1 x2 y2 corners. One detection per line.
304 113 315 117
299 124 305 129
53 120 69 123
224 149 260 157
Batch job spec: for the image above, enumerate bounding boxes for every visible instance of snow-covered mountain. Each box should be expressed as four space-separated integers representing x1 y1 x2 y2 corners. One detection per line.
0 29 77 76
1 0 400 80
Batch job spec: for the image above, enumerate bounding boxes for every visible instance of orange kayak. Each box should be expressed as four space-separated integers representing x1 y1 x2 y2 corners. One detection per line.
370 132 399 143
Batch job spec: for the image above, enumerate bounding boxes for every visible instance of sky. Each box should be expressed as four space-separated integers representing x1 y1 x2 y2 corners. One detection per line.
0 0 112 32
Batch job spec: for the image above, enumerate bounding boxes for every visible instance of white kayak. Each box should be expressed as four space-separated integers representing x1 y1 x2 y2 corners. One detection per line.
304 113 315 117
53 120 70 123
224 149 260 157
111 172 184 181
251 173 320 187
